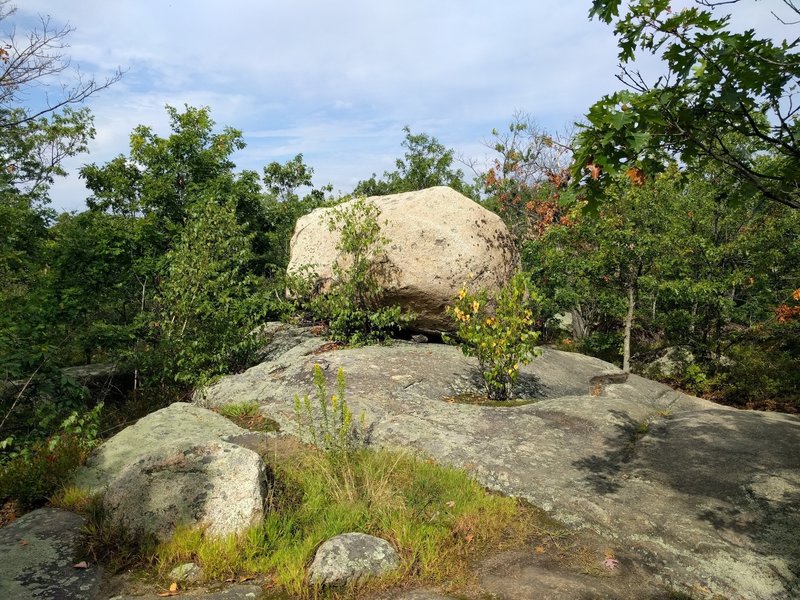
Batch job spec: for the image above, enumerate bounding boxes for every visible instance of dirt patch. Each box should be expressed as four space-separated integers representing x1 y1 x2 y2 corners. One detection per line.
441 393 538 407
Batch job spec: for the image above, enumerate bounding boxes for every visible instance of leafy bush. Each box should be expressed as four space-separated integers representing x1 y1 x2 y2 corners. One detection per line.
0 434 88 509
446 272 542 400
308 197 414 345
147 196 266 386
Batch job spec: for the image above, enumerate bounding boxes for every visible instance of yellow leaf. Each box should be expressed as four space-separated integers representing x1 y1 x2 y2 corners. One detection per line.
534 546 546 554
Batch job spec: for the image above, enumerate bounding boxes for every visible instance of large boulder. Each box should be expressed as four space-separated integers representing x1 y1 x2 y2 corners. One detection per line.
73 403 269 541
287 186 519 332
102 439 267 541
73 402 248 493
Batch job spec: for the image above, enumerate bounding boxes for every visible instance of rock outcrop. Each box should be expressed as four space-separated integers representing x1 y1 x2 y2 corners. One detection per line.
198 327 800 600
286 186 519 332
73 403 269 541
73 402 248 493
309 532 399 586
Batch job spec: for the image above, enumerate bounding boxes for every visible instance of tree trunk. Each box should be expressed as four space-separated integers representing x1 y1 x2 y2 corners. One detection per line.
623 283 636 373
571 306 588 340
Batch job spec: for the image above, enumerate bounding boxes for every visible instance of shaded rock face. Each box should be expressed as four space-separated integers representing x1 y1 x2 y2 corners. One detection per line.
103 439 267 541
287 186 519 332
199 329 800 600
309 532 399 586
0 508 101 600
73 402 269 541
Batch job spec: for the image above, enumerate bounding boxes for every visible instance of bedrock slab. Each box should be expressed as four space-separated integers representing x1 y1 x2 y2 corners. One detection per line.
198 336 800 599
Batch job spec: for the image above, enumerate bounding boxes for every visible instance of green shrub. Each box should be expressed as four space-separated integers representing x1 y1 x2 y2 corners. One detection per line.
307 197 414 345
0 434 87 509
446 272 542 400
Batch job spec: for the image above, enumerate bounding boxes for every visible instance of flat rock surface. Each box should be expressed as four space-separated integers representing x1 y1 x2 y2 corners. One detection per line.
199 332 800 600
0 508 101 600
110 584 265 599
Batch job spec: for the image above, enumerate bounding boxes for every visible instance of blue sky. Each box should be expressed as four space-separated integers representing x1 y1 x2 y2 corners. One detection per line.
15 0 787 212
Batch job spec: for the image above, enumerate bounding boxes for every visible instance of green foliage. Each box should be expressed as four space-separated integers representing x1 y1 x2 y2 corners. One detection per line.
293 364 365 459
525 155 800 405
576 0 800 210
308 197 414 345
354 126 476 198
148 195 264 386
446 273 541 400
0 434 88 510
218 401 261 420
260 153 330 274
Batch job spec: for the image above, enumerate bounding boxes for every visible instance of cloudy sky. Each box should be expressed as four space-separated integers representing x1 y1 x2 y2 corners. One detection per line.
13 0 788 212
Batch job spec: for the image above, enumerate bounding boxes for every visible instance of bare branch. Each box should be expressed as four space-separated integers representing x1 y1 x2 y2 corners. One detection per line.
0 3 123 129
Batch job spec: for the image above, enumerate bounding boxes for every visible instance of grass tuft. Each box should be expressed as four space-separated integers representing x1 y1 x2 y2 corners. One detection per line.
217 401 280 432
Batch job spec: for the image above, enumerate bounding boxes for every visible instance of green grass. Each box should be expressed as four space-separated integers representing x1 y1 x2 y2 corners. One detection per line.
147 442 537 598
217 401 281 433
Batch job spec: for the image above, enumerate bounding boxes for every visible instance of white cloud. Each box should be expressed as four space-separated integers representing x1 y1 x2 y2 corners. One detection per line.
12 0 792 211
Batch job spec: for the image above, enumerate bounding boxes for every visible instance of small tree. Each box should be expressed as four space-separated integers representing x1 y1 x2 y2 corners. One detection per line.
447 272 541 400
152 195 262 385
354 126 476 198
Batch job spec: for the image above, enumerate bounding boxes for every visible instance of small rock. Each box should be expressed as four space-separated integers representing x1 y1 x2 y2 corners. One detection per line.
169 562 202 582
309 532 399 586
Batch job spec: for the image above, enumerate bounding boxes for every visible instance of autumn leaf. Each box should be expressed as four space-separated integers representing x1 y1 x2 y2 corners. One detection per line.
534 545 546 554
793 288 800 301
157 582 180 597
73 561 89 569
465 534 475 543
625 166 646 186
603 557 620 570
586 162 602 180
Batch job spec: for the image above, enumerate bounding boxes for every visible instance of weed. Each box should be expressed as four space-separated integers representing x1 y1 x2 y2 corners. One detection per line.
217 401 280 433
304 197 415 345
50 485 93 513
293 364 366 459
